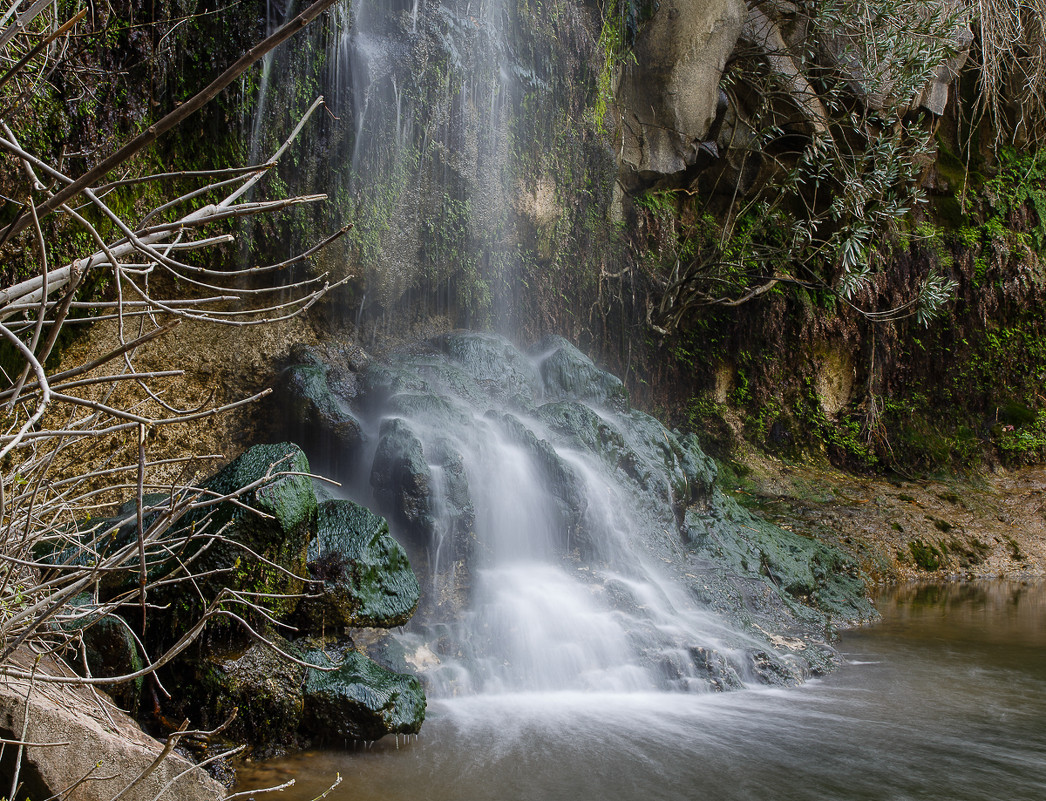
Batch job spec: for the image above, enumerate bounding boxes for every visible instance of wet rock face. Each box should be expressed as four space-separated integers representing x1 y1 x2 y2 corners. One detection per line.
617 0 747 182
299 500 421 630
301 648 426 742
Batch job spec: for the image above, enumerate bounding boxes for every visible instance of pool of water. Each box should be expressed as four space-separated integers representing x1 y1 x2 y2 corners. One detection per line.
235 581 1046 801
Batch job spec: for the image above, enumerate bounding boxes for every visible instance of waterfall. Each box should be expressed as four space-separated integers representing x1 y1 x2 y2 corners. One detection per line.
258 3 871 702
310 332 857 698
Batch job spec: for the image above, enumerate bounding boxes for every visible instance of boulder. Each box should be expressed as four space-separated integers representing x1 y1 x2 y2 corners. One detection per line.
37 444 317 635
301 648 426 742
165 442 317 630
298 500 420 631
616 0 747 180
276 358 364 460
432 331 543 405
0 650 223 801
370 418 437 544
187 636 306 750
529 335 626 408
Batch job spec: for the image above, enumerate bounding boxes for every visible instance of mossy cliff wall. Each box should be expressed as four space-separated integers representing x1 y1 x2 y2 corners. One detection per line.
11 1 1046 475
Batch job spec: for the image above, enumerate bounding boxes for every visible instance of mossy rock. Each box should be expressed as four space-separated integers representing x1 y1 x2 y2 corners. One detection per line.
370 417 436 542
298 500 420 631
302 648 426 742
684 491 873 627
190 635 307 750
179 442 315 603
151 443 318 642
34 493 176 594
432 331 543 404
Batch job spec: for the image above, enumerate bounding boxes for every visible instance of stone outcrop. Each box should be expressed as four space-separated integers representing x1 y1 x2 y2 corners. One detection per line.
617 0 747 182
0 651 223 801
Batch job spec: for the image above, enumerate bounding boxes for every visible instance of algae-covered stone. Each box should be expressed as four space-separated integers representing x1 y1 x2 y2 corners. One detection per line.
302 648 426 741
300 500 420 630
155 443 318 637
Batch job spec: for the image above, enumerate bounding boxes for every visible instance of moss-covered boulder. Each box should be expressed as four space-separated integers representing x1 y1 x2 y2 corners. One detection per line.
170 442 317 624
301 648 425 742
298 500 420 631
34 493 174 596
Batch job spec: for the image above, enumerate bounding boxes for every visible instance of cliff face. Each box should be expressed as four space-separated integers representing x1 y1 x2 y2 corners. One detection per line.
11 2 1046 477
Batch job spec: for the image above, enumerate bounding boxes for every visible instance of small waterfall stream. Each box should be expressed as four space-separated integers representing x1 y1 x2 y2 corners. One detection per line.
302 331 858 699
248 2 869 704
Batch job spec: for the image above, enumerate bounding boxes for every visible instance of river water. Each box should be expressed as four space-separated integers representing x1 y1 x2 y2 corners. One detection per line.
235 580 1046 801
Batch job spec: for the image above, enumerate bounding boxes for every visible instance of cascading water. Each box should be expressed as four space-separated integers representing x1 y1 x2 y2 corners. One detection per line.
300 332 867 700
326 0 520 327
257 3 869 705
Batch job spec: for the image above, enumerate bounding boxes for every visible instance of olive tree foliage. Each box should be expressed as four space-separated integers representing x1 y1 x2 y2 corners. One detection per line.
0 1 344 796
643 0 1028 333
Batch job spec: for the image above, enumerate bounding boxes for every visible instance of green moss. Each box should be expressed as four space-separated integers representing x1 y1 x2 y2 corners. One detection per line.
908 539 944 571
302 649 426 741
299 500 420 629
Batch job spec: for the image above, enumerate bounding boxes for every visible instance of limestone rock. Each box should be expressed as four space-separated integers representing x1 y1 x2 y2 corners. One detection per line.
617 0 747 180
0 651 223 801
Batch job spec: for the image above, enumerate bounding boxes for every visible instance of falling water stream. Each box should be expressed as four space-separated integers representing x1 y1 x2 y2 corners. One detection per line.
241 5 1046 798
238 580 1046 800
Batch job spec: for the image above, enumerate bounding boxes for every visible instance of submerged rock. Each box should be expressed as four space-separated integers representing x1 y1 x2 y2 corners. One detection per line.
301 648 426 742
